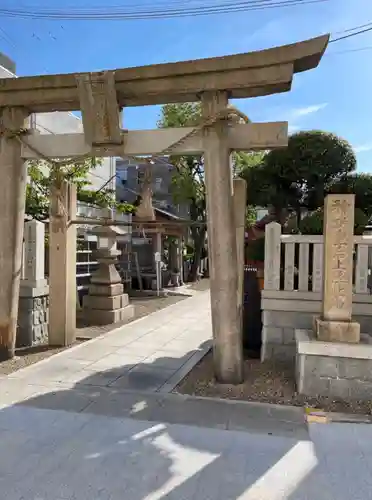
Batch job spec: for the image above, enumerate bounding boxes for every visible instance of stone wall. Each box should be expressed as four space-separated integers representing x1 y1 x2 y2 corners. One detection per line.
261 292 372 362
17 294 49 347
295 330 372 401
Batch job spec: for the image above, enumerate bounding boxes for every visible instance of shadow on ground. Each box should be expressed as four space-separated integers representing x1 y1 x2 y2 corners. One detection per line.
0 341 360 499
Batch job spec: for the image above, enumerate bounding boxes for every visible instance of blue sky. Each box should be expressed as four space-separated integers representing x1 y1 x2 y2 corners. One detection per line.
1 0 372 171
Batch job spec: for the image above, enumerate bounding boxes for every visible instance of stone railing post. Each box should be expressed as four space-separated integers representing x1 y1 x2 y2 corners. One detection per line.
18 220 49 347
264 222 281 291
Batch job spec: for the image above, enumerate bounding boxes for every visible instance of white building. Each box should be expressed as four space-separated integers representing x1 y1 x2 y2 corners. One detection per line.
0 54 115 194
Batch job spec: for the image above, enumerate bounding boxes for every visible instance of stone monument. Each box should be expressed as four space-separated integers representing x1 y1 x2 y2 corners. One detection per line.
82 223 134 325
18 220 49 347
315 194 360 343
295 194 372 401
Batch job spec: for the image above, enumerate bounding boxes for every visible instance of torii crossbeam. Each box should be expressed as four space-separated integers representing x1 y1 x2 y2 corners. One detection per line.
0 35 329 380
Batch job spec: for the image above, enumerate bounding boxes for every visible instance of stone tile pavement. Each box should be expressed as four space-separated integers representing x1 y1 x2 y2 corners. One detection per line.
1 289 372 498
3 290 212 395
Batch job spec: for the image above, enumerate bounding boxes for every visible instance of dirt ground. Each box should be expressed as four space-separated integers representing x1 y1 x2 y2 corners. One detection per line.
1 292 193 377
176 351 372 416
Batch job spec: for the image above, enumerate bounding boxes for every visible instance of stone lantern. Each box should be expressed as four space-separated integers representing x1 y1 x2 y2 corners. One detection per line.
82 224 134 325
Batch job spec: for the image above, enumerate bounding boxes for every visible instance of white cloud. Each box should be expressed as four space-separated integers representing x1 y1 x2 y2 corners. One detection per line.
354 143 372 154
290 103 328 119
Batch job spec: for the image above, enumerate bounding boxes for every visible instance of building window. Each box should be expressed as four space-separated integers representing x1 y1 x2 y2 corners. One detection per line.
137 170 145 184
117 166 128 182
154 177 162 192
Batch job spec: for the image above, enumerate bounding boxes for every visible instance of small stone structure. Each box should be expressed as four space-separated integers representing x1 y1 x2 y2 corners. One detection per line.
314 195 360 343
83 224 134 325
295 194 372 401
17 220 49 347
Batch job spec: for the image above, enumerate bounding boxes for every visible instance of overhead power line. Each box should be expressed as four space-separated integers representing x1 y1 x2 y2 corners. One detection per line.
327 45 372 56
330 25 372 43
332 21 372 36
0 0 328 21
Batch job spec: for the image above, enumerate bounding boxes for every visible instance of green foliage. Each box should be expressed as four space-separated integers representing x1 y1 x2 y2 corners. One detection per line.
238 131 357 214
26 157 134 221
170 157 205 205
245 205 257 227
245 238 265 262
329 173 372 217
158 102 206 281
299 206 369 235
158 102 205 206
237 152 274 209
157 102 202 128
234 151 266 176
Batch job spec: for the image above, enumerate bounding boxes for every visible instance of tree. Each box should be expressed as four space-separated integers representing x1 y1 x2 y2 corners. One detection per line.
299 206 369 235
26 157 134 221
329 172 372 218
238 131 357 225
157 102 206 282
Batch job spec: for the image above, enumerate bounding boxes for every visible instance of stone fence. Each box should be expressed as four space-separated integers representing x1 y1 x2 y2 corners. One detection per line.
261 222 372 361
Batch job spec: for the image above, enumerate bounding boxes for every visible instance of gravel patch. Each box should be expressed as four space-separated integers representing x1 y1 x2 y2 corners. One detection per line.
176 351 372 416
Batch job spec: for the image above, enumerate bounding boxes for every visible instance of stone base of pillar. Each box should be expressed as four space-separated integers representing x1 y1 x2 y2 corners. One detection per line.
82 283 134 326
17 284 49 347
314 317 360 343
296 329 372 401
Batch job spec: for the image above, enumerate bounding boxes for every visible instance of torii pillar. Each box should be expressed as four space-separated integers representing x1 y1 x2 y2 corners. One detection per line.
0 108 29 359
202 91 243 384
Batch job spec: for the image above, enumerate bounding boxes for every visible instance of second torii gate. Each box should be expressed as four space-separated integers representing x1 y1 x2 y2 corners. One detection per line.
0 34 329 382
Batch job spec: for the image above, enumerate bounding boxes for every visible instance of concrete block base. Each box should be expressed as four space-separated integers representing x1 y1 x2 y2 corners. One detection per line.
315 317 360 343
84 305 135 326
83 293 129 310
295 329 372 401
17 291 49 347
88 283 124 296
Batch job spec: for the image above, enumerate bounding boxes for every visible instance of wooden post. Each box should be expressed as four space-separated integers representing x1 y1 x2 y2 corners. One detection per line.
49 180 77 346
0 107 29 359
233 178 247 333
202 91 243 384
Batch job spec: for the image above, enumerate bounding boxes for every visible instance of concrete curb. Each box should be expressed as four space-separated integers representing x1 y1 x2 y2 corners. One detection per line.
157 342 212 393
305 407 372 425
165 346 372 427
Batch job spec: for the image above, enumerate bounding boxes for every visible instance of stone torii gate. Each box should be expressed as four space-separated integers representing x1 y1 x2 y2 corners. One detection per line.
0 34 329 382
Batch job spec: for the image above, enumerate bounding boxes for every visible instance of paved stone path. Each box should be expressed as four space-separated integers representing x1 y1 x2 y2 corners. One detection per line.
1 290 372 499
3 291 212 399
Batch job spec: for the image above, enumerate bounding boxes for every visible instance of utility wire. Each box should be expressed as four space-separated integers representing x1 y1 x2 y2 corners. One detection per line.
0 0 328 21
327 45 372 56
0 25 17 49
332 21 372 36
330 25 372 43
